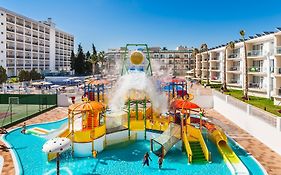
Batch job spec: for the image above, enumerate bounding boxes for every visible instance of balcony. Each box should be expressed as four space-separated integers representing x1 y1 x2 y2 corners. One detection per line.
16 38 24 42
25 56 31 59
7 54 15 58
211 57 219 61
211 67 219 70
25 40 31 44
249 67 262 72
229 79 239 84
25 24 31 29
247 50 263 57
229 67 240 71
16 30 24 34
7 64 15 67
7 27 15 32
16 47 24 51
25 48 31 51
276 46 281 55
16 55 24 58
249 82 263 89
6 46 15 49
6 18 15 23
6 36 15 40
228 53 239 59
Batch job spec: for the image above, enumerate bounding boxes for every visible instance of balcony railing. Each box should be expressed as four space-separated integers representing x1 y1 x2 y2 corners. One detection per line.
247 50 263 57
249 82 263 88
229 67 240 71
228 53 239 58
6 46 15 49
211 67 219 70
249 67 262 72
7 28 15 32
7 18 15 23
229 79 240 84
276 46 281 55
6 36 15 40
211 57 219 60
7 55 15 58
16 47 24 50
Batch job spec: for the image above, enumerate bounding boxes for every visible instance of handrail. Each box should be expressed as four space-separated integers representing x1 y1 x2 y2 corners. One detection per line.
182 130 192 163
197 130 210 161
187 125 210 162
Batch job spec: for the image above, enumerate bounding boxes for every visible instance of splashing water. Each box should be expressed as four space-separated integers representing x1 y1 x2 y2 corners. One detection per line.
108 71 168 114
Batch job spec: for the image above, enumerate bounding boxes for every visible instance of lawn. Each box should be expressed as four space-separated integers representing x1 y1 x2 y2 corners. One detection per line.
223 89 281 117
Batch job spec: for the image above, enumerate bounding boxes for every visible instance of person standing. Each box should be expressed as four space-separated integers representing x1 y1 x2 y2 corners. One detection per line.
21 122 27 134
143 152 152 166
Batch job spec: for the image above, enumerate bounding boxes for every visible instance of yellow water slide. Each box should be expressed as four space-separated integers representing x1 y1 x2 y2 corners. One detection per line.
211 129 249 175
182 125 209 163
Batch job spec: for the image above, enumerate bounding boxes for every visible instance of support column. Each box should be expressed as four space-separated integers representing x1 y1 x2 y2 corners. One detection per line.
136 101 138 120
144 99 147 140
128 99 131 137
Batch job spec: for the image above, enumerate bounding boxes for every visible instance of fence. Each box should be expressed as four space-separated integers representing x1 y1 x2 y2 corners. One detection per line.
212 90 281 155
0 94 57 127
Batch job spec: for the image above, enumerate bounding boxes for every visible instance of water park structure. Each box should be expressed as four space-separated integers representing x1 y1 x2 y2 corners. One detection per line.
1 44 267 175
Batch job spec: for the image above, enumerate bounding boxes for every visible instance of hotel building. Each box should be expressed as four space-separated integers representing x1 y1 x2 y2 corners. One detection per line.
105 46 194 76
0 7 74 77
195 28 281 104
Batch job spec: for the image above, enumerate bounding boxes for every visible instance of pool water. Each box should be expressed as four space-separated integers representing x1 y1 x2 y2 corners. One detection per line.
3 119 265 175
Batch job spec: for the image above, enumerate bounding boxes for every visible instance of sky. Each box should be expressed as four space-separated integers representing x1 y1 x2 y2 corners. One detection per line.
1 0 281 52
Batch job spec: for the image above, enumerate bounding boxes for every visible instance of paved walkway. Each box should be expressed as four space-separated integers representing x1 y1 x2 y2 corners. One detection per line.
0 107 68 175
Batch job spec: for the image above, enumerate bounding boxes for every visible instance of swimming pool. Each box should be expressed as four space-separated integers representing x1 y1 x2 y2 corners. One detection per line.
2 119 266 175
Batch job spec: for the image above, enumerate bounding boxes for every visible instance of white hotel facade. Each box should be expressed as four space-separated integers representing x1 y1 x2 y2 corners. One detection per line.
0 7 74 77
105 46 194 76
195 28 281 104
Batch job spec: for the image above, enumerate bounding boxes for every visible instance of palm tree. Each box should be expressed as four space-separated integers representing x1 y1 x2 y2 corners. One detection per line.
98 51 106 73
200 44 209 84
223 41 235 91
88 52 99 75
192 48 199 78
240 30 249 100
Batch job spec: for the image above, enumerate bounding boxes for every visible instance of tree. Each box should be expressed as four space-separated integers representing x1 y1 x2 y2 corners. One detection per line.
87 44 100 75
98 51 105 70
18 70 30 82
85 51 92 74
192 48 199 78
162 47 167 51
200 43 209 84
223 41 235 91
70 50 75 71
74 44 86 75
240 30 249 100
30 69 42 80
0 66 7 84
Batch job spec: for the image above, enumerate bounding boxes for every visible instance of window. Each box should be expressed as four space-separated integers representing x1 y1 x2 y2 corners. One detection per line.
1 22 3 25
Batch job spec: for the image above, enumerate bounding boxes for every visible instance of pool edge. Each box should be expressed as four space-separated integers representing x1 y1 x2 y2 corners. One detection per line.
0 117 68 175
